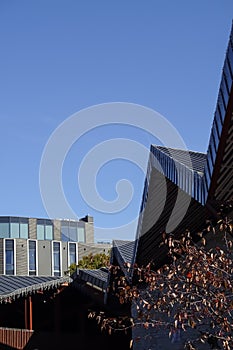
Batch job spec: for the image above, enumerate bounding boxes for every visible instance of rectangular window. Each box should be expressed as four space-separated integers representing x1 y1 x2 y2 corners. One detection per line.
20 223 28 239
28 240 37 276
0 221 9 238
69 242 77 266
10 223 19 238
53 242 61 276
61 223 69 241
5 239 14 275
45 225 53 240
37 219 53 240
37 224 44 240
77 227 85 243
69 223 77 242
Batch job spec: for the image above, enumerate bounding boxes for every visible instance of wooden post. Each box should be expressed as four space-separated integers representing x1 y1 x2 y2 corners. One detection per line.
29 295 33 330
24 298 28 329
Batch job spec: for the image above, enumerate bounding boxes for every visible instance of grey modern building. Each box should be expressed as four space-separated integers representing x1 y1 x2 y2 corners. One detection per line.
0 215 110 277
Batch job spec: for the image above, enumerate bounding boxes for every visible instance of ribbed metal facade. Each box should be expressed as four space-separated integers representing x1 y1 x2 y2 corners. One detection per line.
203 28 233 203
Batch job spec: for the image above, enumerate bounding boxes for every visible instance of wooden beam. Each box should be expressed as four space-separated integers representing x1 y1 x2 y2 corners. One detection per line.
24 298 28 329
29 295 33 331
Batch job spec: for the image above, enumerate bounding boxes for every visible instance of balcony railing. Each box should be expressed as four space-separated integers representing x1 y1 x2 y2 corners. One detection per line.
0 327 34 349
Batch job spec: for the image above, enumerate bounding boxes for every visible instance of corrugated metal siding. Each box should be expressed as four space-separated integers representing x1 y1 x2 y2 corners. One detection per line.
136 173 205 267
37 241 51 275
28 218 36 239
156 146 206 173
16 240 28 275
140 168 167 236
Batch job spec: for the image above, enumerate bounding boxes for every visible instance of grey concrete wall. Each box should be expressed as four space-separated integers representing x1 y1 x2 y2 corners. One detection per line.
61 241 68 275
78 243 111 261
37 240 52 275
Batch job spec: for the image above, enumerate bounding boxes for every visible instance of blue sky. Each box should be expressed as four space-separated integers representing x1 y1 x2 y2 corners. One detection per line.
0 1 232 242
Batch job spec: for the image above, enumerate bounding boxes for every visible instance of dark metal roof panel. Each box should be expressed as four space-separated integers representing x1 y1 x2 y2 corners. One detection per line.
155 146 207 173
0 275 71 302
112 240 135 265
77 268 108 282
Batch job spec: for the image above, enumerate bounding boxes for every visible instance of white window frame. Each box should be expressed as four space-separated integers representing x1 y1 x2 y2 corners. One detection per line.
68 242 78 267
27 239 38 276
4 238 16 275
52 241 62 277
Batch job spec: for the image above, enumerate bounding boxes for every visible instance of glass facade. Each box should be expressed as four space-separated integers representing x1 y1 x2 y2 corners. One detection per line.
37 219 53 240
61 221 85 242
77 227 85 242
5 239 15 275
0 217 28 239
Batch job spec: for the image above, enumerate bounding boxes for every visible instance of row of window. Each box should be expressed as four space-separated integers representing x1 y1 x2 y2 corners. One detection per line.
0 218 85 243
4 239 77 276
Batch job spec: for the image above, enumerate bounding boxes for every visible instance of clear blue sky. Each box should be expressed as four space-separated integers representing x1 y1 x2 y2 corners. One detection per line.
0 1 232 242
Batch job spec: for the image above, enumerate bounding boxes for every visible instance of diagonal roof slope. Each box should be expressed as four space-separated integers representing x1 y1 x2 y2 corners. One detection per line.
156 146 207 173
0 275 71 302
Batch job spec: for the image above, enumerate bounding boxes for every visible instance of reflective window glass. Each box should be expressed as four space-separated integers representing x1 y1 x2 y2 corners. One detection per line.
61 223 69 241
20 223 28 239
29 240 36 275
205 164 211 188
212 123 220 150
218 93 226 123
214 109 223 137
53 242 61 276
37 225 44 240
220 79 229 108
69 224 77 242
227 44 233 76
5 239 14 275
224 61 232 92
10 223 19 238
45 225 53 240
69 243 77 265
77 227 85 243
207 151 213 175
0 223 9 238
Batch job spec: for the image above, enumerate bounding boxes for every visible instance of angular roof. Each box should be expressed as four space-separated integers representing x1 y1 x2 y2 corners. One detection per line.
111 240 135 265
156 146 207 173
0 275 71 302
74 268 108 292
